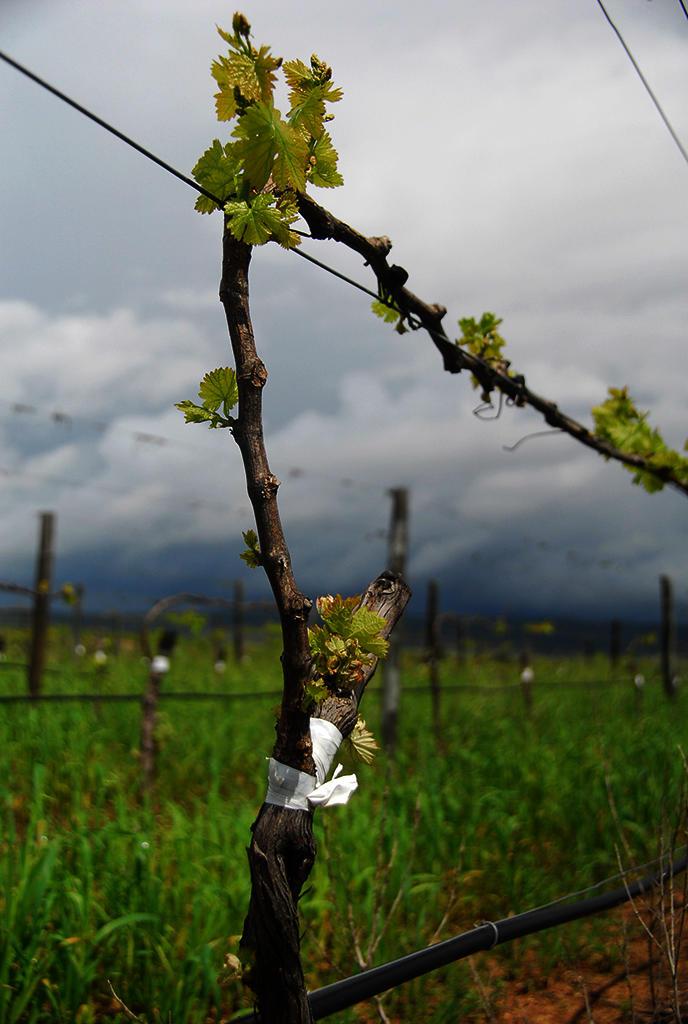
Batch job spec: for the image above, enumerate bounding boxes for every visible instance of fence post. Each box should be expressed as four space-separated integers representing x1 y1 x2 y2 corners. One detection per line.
27 511 55 698
455 614 464 665
609 618 621 670
381 487 409 755
72 583 84 653
425 579 441 740
140 629 176 793
233 579 245 663
111 611 122 656
519 650 534 714
660 574 677 700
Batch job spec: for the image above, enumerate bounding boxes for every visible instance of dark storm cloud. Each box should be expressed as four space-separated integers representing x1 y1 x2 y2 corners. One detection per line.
0 0 686 619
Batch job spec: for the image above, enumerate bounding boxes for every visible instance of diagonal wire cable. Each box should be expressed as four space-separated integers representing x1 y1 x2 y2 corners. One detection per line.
0 50 223 208
594 0 688 167
678 0 688 22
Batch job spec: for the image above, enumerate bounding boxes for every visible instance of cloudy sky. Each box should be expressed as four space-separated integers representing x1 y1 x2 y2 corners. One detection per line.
1 0 687 623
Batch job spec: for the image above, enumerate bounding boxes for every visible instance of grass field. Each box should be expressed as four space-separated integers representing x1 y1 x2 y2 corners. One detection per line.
0 626 686 1023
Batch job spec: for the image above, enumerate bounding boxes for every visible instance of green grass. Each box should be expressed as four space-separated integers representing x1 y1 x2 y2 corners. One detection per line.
0 628 686 1022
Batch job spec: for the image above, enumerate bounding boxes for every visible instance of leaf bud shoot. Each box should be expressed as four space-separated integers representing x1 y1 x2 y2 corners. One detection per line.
232 12 251 37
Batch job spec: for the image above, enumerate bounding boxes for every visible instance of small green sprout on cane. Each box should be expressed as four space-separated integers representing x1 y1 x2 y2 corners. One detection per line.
371 297 408 335
175 367 238 429
58 582 78 606
592 386 688 493
302 594 388 759
239 529 262 568
346 717 380 764
308 595 389 691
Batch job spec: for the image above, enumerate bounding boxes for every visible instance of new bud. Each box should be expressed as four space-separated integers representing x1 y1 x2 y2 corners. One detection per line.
232 12 251 37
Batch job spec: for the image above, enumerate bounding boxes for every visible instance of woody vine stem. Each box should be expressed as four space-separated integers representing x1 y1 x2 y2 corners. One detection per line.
219 230 409 1022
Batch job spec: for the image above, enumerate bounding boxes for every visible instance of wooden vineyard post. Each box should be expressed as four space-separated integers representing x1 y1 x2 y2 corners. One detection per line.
660 574 677 700
609 618 621 671
72 583 84 653
233 578 245 663
140 629 177 793
111 611 122 656
455 614 464 666
381 487 409 754
425 579 441 740
519 650 534 714
27 511 55 699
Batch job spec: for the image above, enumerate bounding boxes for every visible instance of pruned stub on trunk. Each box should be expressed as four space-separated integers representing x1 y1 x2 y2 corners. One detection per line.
239 571 410 1024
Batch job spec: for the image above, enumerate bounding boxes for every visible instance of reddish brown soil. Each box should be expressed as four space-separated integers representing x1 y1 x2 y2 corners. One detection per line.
349 901 688 1023
474 902 688 1024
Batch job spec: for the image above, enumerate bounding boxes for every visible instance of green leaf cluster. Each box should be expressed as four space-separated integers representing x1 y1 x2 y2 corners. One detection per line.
192 14 344 247
370 298 408 334
307 595 389 697
456 312 513 389
58 582 78 606
302 678 330 709
240 529 262 568
175 367 238 429
591 387 688 493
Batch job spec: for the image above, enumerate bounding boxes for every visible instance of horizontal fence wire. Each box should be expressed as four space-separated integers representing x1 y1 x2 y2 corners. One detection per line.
235 849 688 1022
0 679 648 704
0 689 284 704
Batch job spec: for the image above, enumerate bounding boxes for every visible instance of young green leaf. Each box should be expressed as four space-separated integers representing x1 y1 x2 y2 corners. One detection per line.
283 57 343 108
288 88 327 137
457 312 512 390
346 717 379 765
349 607 389 658
214 86 237 122
371 299 401 324
225 193 300 248
198 367 239 414
58 582 78 606
240 529 262 568
175 367 238 429
316 594 358 636
301 678 330 710
232 102 308 191
218 48 280 104
308 131 343 188
174 400 216 425
592 387 688 492
191 140 239 213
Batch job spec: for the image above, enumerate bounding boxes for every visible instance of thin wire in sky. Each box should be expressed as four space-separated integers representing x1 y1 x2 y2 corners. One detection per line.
0 49 222 207
594 0 688 168
677 0 688 24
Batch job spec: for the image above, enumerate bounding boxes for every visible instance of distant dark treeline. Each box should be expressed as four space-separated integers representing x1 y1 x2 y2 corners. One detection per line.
0 605 684 659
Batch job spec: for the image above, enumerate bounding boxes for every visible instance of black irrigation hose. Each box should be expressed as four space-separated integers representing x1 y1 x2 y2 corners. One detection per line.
237 850 688 1022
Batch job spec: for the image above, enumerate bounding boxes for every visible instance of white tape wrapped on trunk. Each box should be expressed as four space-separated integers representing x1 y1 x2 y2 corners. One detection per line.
265 717 358 810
